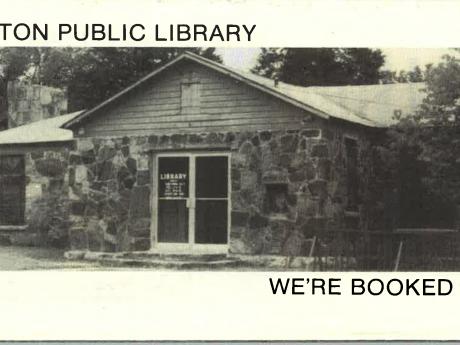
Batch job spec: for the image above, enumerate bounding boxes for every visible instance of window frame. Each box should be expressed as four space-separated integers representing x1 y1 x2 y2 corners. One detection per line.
0 154 26 226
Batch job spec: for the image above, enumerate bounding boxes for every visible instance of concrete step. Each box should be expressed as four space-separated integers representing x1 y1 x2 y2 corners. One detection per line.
64 250 257 269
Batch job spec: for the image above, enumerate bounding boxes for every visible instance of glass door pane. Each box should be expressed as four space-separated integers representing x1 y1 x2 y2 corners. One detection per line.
157 156 189 243
195 156 228 244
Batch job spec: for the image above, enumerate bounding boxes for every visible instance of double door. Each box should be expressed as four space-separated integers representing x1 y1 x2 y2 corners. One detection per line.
153 153 230 253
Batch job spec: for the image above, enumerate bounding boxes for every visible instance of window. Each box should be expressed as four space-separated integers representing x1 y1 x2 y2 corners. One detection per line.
0 155 25 225
266 184 289 216
345 137 359 211
180 82 201 113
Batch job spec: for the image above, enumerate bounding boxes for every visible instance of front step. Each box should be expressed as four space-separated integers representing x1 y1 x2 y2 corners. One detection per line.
64 250 255 269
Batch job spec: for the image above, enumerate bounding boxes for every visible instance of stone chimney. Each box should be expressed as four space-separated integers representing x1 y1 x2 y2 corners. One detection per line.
6 81 68 128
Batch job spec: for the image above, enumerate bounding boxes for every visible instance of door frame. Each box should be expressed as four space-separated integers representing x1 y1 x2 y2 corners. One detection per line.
150 151 231 255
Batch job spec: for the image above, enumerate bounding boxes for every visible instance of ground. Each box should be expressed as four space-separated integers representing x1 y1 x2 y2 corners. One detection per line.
0 245 296 270
0 245 101 270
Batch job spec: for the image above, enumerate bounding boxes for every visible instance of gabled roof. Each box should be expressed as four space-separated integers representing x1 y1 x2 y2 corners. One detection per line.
63 51 427 129
0 111 82 145
0 52 428 148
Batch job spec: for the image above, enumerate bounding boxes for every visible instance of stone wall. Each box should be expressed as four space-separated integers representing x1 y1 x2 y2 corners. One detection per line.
7 81 67 128
10 147 72 247
68 136 152 252
67 120 381 255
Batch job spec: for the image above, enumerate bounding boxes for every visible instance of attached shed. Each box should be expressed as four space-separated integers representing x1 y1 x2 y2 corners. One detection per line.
0 52 426 256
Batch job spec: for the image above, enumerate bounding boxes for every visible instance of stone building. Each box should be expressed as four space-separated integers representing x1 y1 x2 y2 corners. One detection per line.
0 52 426 257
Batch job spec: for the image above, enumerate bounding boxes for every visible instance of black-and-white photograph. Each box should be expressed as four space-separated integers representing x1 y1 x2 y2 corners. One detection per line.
0 47 458 271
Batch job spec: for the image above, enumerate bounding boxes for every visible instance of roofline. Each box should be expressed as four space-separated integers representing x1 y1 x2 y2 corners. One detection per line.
62 51 331 129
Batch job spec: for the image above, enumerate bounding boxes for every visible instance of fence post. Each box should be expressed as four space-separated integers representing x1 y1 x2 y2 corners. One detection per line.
394 240 404 271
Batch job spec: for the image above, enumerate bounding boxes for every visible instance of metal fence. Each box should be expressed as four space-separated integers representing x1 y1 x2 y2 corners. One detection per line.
304 228 460 271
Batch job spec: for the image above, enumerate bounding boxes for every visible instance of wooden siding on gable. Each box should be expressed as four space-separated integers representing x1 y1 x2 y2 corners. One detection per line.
81 61 314 137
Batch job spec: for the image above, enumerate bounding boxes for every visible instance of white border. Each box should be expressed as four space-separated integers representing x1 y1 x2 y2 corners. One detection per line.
1 0 460 341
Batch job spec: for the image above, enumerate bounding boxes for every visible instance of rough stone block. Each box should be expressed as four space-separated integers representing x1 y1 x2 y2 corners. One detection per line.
98 145 116 162
188 134 202 144
81 149 96 164
249 213 269 229
75 165 88 184
31 151 44 160
128 218 151 238
301 129 321 138
35 157 66 177
148 135 158 145
206 132 220 144
137 154 149 170
225 132 236 143
317 159 331 180
279 153 292 168
97 160 115 181
308 179 328 197
305 160 316 180
280 134 298 152
297 195 317 218
136 137 147 145
159 135 170 146
123 176 136 189
240 171 258 190
70 200 86 216
312 144 329 158
259 131 272 142
125 157 137 175
68 167 75 186
239 141 253 156
231 168 241 191
121 145 130 157
48 178 64 194
117 165 131 181
170 134 187 146
137 170 150 186
289 169 306 183
132 237 151 251
129 185 151 219
87 218 103 251
77 138 95 152
69 227 87 250
232 211 249 227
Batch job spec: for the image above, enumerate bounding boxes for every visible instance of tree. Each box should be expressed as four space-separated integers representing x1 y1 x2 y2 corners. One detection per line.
0 47 222 113
380 65 428 84
381 55 460 228
251 48 385 86
37 47 222 111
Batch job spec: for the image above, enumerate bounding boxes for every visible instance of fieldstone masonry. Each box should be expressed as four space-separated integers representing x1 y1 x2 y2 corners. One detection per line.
7 81 67 128
60 120 380 256
9 147 72 247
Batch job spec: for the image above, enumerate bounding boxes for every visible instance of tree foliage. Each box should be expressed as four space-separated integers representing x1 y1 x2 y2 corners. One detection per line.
380 65 430 84
251 48 385 86
383 55 460 228
0 47 222 112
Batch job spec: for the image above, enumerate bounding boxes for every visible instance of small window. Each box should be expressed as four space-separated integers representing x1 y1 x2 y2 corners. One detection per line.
266 184 289 215
181 82 201 113
345 137 359 211
0 155 25 225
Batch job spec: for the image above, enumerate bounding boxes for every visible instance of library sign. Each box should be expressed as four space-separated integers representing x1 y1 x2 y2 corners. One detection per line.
159 173 188 198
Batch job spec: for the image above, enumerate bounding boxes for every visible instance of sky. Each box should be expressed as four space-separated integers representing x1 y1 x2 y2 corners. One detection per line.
216 48 460 72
